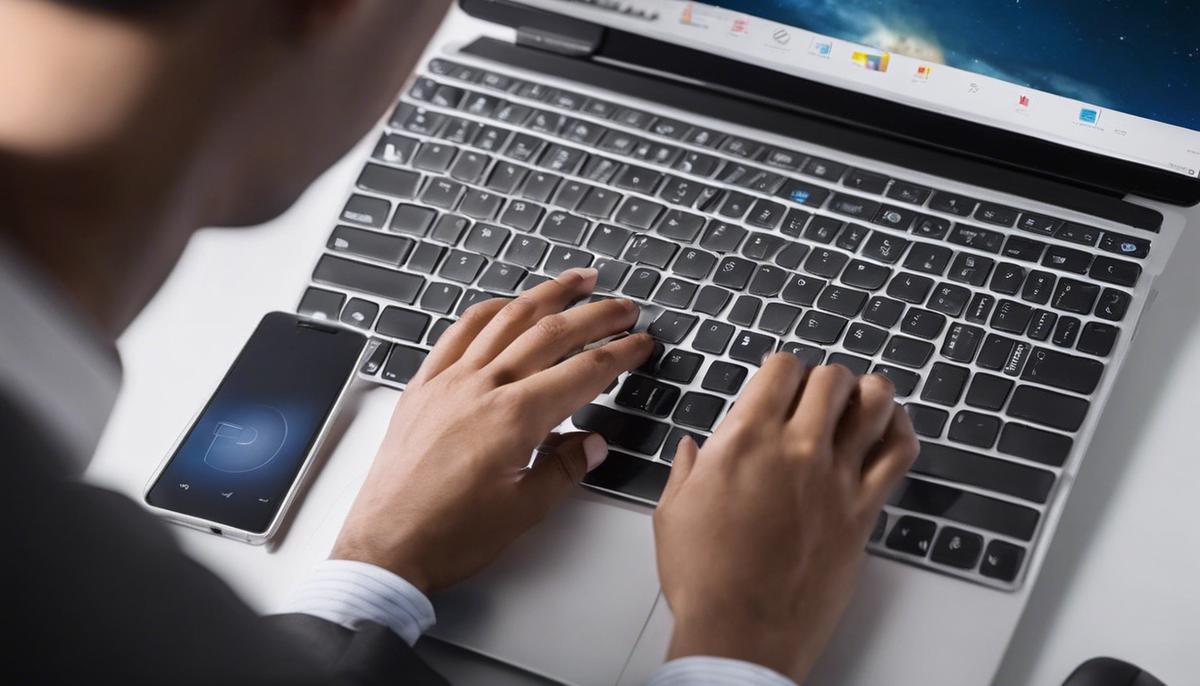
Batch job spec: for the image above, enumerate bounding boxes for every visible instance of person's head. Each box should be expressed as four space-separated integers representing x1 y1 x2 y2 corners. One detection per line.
0 0 450 332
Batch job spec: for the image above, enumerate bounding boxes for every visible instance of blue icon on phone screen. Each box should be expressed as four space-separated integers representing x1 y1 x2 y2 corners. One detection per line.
202 405 289 473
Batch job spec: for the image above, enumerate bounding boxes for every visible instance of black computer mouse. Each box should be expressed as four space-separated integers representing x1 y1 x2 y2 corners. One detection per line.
1063 657 1166 686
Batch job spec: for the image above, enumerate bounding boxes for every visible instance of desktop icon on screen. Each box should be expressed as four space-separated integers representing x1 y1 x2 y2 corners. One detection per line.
851 50 890 72
1079 107 1100 124
809 38 832 58
1018 95 1030 108
914 65 932 80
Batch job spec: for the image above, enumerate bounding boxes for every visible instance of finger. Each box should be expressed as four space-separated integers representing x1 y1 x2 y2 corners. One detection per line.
659 436 699 505
516 333 655 434
409 297 510 385
460 268 598 369
487 297 640 379
859 407 920 510
519 432 608 522
721 352 808 427
832 373 898 473
789 363 859 446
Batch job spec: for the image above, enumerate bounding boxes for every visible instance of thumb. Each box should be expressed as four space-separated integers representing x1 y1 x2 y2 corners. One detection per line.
520 432 609 519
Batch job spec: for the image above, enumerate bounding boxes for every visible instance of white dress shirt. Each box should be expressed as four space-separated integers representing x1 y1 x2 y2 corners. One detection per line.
0 240 795 686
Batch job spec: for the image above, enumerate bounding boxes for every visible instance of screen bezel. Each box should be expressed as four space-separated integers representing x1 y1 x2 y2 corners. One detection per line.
144 313 365 539
461 0 1200 207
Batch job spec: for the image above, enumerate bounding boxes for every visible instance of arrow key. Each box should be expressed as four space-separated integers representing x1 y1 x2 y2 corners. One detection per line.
930 526 984 569
885 515 937 558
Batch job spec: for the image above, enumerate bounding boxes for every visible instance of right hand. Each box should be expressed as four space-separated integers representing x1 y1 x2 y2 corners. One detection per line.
653 355 919 682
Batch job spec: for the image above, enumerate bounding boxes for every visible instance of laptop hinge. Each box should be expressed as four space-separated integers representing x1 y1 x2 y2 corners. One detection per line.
515 24 603 57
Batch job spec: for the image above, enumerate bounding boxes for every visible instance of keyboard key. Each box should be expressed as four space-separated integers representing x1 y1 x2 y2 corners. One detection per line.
460 188 503 220
835 223 871 252
658 210 706 241
652 278 698 309
873 204 918 231
656 350 704 384
844 323 889 356
948 253 995 286
614 165 664 194
693 285 731 316
978 540 1026 583
622 267 659 300
1001 235 1047 263
1089 255 1141 287
373 132 419 165
414 142 458 173
661 428 707 463
1042 245 1092 274
648 311 698 344
1021 347 1103 394
948 411 1002 450
1099 232 1150 259
1029 309 1060 347
455 289 497 315
803 215 842 244
817 285 869 317
903 243 953 275
714 257 756 290
674 149 723 176
1095 288 1131 322
730 330 777 366
781 342 826 367
1008 385 1089 431
796 311 848 345
544 245 594 275
341 194 391 228
1052 315 1081 348
871 365 919 396
727 296 761 327
439 250 487 283
803 248 851 279
718 136 762 158
965 292 996 324
976 334 1015 371
912 215 952 239
376 306 430 342
928 191 977 217
406 241 446 274
313 255 423 304
885 516 936 557
381 345 427 385
828 193 881 220
575 187 622 221
921 362 970 406
758 303 802 335
829 353 871 376
928 283 970 317
673 248 718 281
990 263 1026 295
298 287 344 321
948 225 1004 253
863 296 905 328
742 233 786 261
888 478 1040 541
1078 322 1119 357
700 221 747 253
886 181 932 205
780 274 826 307
477 262 526 292
1019 270 1056 306
841 260 891 290
614 198 665 230
801 157 846 180
499 199 546 232
861 233 910 265
882 336 933 369
589 223 633 257
998 423 1073 467
965 373 1013 411
625 235 678 269
702 361 748 394
430 214 471 246
615 375 681 417
940 323 984 363
886 273 934 304
505 235 549 269
930 527 984 570
573 404 669 456
901 308 947 339
694 320 735 355
991 299 1034 334
974 203 1018 227
328 226 413 265
419 282 463 314
594 258 631 292
844 168 890 194
357 164 421 199
905 404 948 438
462 223 510 258
763 146 806 170
673 392 726 430
360 338 391 375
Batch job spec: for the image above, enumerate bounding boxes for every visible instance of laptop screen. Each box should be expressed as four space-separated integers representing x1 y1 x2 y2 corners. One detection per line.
511 1 1200 180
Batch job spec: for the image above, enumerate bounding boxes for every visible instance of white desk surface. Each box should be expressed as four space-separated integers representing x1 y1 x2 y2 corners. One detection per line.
86 31 1200 686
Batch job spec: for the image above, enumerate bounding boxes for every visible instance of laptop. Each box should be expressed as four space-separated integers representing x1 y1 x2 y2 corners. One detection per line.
295 1 1200 683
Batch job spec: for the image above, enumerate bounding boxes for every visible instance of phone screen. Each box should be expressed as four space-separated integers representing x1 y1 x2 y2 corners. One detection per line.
146 312 366 534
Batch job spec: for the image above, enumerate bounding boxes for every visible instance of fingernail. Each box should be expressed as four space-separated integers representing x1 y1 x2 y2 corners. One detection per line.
583 433 609 472
565 267 599 285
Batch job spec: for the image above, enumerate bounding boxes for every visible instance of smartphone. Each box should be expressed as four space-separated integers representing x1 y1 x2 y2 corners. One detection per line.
144 312 368 544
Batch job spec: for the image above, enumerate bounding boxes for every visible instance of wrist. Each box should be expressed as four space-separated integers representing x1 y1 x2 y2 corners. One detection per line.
329 539 434 596
668 609 810 682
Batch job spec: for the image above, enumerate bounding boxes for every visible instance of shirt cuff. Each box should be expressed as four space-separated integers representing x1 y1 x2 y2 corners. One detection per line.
279 559 435 645
648 656 797 686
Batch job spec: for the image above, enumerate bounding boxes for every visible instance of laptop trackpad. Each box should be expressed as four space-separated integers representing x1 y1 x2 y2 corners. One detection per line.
429 491 661 686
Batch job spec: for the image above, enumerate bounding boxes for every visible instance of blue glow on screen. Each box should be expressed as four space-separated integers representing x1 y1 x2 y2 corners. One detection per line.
710 0 1200 131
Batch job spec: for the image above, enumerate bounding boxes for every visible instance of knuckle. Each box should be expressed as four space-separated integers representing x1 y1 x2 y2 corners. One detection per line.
790 435 825 460
499 297 537 323
584 345 618 372
860 372 896 398
533 312 569 341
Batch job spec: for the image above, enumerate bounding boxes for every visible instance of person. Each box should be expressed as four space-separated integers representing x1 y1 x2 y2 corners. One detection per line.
0 0 919 684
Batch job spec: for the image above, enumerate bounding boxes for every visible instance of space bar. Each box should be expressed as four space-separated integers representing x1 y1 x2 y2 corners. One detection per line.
582 451 668 504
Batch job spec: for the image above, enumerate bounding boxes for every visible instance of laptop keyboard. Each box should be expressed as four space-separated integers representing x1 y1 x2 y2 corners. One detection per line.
298 57 1151 589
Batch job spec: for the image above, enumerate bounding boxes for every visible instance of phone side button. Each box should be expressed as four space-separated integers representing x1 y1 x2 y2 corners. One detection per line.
381 345 427 386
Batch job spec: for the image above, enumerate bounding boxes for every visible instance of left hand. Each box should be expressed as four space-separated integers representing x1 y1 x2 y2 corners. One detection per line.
331 268 654 593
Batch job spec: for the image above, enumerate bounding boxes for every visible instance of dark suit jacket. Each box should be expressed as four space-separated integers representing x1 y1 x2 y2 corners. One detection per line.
3 390 449 685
